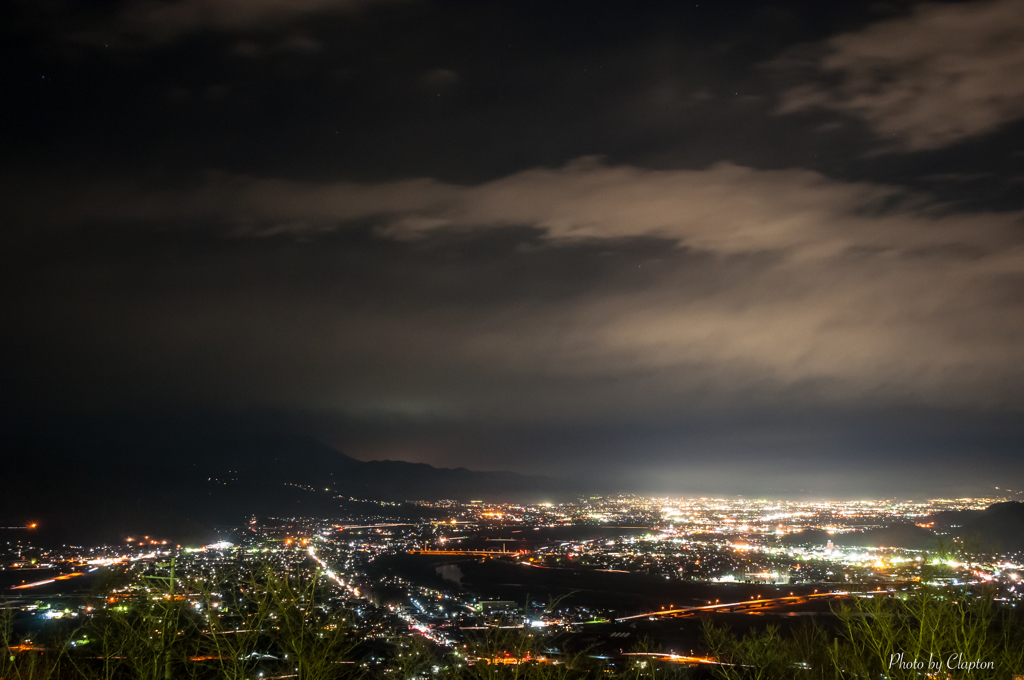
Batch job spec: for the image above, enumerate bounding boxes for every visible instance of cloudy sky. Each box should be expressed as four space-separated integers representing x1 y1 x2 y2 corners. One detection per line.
3 0 1024 496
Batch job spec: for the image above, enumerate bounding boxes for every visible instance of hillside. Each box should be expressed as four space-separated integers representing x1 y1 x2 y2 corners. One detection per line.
928 501 1024 552
0 432 552 545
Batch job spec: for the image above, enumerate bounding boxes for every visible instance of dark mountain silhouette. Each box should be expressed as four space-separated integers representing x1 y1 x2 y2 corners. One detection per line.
928 501 1024 552
204 432 553 501
0 431 555 545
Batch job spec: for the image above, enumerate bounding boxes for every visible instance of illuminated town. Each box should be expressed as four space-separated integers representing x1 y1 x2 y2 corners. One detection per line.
4 494 1022 677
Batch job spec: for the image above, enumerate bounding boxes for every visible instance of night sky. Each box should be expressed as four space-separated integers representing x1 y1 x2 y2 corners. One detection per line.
3 0 1024 497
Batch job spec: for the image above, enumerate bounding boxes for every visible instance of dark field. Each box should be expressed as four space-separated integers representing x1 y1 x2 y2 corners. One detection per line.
370 553 830 615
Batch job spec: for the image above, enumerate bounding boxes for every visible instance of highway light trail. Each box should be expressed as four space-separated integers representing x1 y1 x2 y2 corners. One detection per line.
11 573 85 589
614 591 851 621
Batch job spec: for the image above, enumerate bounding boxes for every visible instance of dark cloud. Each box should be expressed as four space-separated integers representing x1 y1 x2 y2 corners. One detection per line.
419 68 459 89
105 0 405 43
5 159 1024 417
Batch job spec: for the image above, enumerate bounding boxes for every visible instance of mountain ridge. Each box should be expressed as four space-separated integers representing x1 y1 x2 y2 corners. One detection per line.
0 431 556 545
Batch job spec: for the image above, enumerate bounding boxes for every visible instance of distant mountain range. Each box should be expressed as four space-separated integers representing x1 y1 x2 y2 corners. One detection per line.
1 432 554 545
6 427 1022 553
204 432 553 501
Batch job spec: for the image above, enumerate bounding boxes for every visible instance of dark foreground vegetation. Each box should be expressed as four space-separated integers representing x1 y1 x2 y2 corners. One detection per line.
4 570 1023 680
